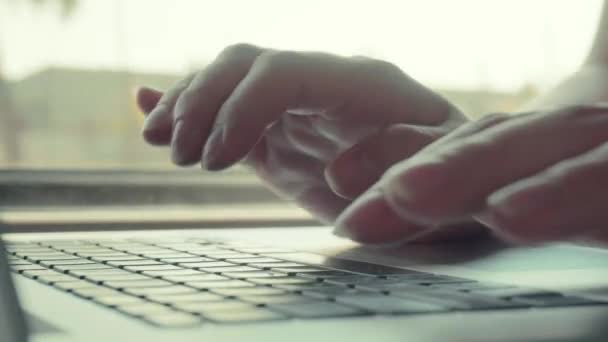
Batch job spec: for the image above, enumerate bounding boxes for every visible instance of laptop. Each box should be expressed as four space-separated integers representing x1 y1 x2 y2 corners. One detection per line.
3 210 608 342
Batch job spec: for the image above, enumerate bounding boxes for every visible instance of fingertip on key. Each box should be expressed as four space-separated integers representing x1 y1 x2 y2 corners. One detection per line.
136 86 163 114
333 190 428 244
201 126 230 171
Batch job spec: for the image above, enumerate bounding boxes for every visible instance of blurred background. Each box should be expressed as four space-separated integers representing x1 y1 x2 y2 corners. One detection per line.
0 0 603 169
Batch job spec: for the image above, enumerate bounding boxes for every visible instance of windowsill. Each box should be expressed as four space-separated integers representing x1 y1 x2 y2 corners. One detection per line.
0 204 320 233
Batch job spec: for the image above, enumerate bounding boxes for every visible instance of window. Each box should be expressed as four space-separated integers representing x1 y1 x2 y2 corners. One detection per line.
0 0 602 169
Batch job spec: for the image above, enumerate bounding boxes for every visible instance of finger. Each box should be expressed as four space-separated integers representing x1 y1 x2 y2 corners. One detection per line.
202 53 455 170
478 140 608 244
244 124 350 222
136 87 163 115
142 74 195 146
408 221 490 243
279 113 339 162
382 105 608 225
419 112 513 153
325 124 441 200
171 44 264 165
334 189 430 244
331 114 510 244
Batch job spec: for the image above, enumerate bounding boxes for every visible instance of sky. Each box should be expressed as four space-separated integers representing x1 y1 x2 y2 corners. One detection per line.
0 0 604 91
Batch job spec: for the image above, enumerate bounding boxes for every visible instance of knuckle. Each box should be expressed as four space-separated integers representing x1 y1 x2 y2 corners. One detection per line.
351 57 403 79
479 112 511 123
220 43 260 59
255 50 299 71
438 137 498 165
377 125 438 163
553 104 607 119
173 88 198 119
547 161 602 188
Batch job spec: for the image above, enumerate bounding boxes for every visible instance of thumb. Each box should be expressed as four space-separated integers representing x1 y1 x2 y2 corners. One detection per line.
325 124 441 200
136 86 163 115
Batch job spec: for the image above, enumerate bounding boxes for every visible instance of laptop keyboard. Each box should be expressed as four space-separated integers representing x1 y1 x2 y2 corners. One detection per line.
5 238 606 328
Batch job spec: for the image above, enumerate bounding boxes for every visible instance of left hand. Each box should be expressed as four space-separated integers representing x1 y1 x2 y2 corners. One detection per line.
335 104 608 246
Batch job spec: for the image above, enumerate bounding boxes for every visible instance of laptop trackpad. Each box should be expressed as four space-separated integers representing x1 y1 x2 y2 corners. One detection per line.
464 245 608 271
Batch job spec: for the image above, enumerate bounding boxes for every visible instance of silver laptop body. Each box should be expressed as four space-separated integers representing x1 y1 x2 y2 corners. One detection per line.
3 224 608 342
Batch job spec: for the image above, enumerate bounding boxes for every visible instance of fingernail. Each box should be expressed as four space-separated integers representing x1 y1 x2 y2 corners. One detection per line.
487 184 548 219
383 159 444 206
333 190 382 239
481 184 553 243
171 122 204 166
202 126 226 170
325 144 378 199
170 120 187 164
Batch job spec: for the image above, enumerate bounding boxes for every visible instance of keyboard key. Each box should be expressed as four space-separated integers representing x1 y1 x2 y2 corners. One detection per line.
201 266 261 273
269 301 368 318
250 262 308 269
22 269 59 277
126 265 184 272
231 257 283 264
250 277 317 286
90 255 144 262
221 271 285 279
302 287 371 299
235 247 291 254
37 274 80 284
204 308 287 323
186 280 256 290
144 269 203 277
160 257 212 264
143 253 195 259
323 259 425 276
275 282 351 292
148 293 226 304
392 290 528 310
298 271 361 280
336 294 446 314
53 264 113 271
11 264 47 271
88 274 154 282
73 250 120 256
70 269 134 277
207 253 259 260
96 295 145 307
54 280 98 291
107 260 163 267
27 255 79 261
164 274 230 283
178 262 234 269
272 267 330 275
241 294 315 305
40 259 96 266
75 287 123 299
211 287 287 297
125 286 199 297
118 303 176 316
175 301 258 314
104 280 174 289
144 313 203 327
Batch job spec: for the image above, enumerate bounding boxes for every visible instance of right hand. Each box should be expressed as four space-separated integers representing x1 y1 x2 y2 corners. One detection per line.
137 43 482 244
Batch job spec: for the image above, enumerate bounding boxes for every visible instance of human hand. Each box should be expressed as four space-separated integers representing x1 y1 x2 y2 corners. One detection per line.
336 105 608 246
136 44 467 234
